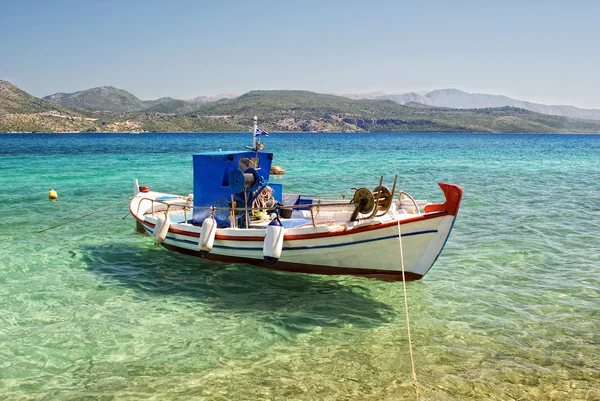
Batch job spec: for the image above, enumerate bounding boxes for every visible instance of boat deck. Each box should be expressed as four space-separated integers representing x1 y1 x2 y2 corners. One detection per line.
138 194 426 230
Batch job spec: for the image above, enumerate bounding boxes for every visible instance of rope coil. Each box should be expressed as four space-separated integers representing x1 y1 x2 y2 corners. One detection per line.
251 186 275 219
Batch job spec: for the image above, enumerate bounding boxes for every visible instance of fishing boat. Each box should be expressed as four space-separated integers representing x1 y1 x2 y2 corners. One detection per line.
129 118 462 281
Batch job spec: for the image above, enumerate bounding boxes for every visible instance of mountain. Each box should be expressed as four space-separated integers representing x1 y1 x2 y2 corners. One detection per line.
3 81 600 133
142 98 196 114
211 93 240 101
0 80 78 115
346 88 600 121
40 85 600 121
339 91 388 100
185 90 600 133
187 95 211 104
187 93 240 104
43 86 239 113
0 80 97 132
43 87 198 113
43 86 149 112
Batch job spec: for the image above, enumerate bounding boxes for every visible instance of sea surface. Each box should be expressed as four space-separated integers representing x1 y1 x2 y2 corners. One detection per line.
0 132 598 401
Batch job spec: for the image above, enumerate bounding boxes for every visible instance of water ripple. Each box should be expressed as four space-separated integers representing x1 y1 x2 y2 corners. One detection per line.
1 133 599 400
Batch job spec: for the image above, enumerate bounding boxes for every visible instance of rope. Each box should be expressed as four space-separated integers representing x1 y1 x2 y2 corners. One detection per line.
397 219 420 400
251 186 274 218
36 197 132 233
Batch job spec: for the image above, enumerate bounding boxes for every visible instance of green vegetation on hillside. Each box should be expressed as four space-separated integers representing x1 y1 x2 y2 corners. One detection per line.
0 81 82 116
141 99 196 114
43 87 197 114
187 90 600 133
43 86 147 113
3 82 600 133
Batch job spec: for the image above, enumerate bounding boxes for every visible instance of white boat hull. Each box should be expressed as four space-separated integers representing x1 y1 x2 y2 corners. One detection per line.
130 183 462 280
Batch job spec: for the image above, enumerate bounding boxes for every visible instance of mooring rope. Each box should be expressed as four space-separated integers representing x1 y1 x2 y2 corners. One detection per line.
397 219 421 400
36 197 132 234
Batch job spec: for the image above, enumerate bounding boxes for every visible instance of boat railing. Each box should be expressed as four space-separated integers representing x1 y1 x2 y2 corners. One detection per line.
292 193 354 200
136 188 424 227
136 196 363 227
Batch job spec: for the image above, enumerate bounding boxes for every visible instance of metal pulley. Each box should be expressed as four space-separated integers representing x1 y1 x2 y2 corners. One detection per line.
372 185 393 216
228 168 260 194
349 175 398 221
352 188 375 214
349 188 375 221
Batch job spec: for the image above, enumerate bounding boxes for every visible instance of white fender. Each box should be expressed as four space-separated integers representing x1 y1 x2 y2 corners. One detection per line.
133 178 139 196
152 212 170 246
198 216 217 252
263 218 284 265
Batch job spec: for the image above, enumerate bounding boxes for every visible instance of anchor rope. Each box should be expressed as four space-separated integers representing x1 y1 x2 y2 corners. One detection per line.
397 218 421 400
36 197 132 233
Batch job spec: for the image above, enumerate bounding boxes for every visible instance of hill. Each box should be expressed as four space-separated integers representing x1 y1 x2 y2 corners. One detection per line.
2 82 600 133
43 86 199 114
187 93 239 104
0 80 80 115
42 86 238 114
141 98 197 114
347 88 600 121
43 86 155 113
183 90 600 133
0 80 97 132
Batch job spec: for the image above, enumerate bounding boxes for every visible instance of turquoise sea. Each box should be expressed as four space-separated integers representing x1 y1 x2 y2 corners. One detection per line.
0 132 598 400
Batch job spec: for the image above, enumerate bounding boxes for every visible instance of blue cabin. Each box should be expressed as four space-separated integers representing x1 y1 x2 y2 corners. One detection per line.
192 150 282 226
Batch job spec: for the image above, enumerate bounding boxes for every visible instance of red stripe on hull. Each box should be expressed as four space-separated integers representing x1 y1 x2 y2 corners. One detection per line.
216 211 448 241
161 243 424 282
171 227 199 237
131 206 447 243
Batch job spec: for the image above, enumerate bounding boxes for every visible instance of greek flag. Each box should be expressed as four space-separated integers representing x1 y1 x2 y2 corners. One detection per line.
254 126 269 137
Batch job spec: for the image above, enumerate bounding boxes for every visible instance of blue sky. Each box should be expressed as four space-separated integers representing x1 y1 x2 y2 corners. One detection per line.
2 0 599 108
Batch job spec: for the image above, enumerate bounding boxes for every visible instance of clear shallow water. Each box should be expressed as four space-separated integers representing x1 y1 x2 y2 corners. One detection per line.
0 132 599 400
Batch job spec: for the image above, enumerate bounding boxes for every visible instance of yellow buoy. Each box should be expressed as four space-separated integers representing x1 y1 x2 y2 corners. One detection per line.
48 189 58 200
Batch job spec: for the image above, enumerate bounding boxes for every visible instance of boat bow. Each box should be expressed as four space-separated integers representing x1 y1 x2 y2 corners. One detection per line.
424 182 463 215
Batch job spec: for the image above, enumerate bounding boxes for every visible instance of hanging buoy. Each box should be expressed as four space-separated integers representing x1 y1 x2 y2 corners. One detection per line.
133 179 139 196
198 215 217 252
48 189 58 200
152 211 171 246
263 217 284 265
270 165 285 175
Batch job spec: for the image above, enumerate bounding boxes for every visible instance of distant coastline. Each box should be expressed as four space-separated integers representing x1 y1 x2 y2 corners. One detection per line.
2 131 599 136
2 81 600 134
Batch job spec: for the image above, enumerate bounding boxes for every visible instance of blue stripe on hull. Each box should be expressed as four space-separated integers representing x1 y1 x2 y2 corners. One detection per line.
284 229 438 251
145 224 438 252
